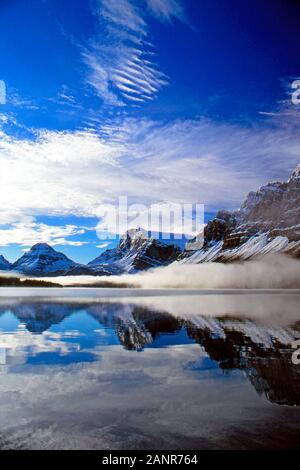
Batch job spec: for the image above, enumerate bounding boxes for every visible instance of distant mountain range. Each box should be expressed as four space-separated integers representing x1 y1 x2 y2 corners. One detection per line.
0 163 299 277
0 229 182 277
5 243 112 277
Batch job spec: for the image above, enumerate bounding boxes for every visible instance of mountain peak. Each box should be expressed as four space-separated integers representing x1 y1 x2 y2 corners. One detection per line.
30 243 54 251
290 163 300 181
12 243 78 276
89 227 182 273
181 161 300 263
124 227 148 240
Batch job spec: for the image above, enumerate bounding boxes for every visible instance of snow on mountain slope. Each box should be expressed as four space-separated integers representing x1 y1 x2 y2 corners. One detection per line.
290 162 300 181
11 243 79 276
89 228 182 274
179 163 300 264
5 164 300 275
11 243 110 277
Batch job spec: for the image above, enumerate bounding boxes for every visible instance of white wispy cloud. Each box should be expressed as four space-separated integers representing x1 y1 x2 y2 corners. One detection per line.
82 0 185 105
9 90 39 110
0 222 86 247
96 243 111 249
95 0 147 35
146 0 187 23
0 326 81 358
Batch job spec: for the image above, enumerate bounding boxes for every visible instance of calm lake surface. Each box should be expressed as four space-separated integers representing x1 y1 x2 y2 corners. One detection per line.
0 287 299 450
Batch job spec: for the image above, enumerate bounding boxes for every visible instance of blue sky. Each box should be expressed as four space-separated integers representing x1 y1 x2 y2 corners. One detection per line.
0 0 300 263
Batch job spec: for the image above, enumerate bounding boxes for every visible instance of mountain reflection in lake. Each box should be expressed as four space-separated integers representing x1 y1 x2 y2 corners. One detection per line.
0 289 299 450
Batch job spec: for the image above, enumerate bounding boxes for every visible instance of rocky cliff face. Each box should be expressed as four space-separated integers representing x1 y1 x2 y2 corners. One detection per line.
235 165 300 242
180 163 300 263
89 228 182 274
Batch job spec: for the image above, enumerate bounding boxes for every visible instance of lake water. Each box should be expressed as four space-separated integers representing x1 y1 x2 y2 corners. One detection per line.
0 288 299 450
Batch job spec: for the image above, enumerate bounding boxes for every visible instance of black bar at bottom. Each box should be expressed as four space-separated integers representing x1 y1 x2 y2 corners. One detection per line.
0 450 298 466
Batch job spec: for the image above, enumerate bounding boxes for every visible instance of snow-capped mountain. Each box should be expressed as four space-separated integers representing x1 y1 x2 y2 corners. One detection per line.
11 243 109 277
0 255 11 271
2 164 299 276
11 243 80 276
6 234 181 277
179 163 300 263
89 228 182 274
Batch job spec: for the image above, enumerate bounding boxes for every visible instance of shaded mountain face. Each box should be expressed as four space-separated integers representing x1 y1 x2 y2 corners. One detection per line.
0 255 11 271
232 165 300 243
89 228 182 274
180 163 300 263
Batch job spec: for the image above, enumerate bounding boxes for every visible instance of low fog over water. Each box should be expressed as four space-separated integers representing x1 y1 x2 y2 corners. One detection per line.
45 255 300 289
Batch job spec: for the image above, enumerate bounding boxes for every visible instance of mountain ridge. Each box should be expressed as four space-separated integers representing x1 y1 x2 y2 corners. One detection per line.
9 243 110 277
88 228 182 274
1 163 300 276
179 163 300 264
